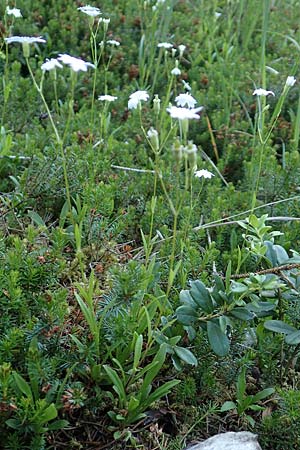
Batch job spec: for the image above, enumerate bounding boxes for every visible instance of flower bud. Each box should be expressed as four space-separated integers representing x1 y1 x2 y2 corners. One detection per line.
172 138 184 163
153 94 161 115
147 127 159 151
185 141 198 171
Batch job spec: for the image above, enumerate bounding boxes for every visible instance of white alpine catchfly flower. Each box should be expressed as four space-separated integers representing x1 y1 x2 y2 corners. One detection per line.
253 88 275 97
128 90 149 110
157 42 173 49
41 58 63 72
5 36 46 44
166 106 203 120
58 54 95 72
194 169 214 179
178 44 186 57
77 5 101 17
6 6 22 18
98 95 118 102
106 40 120 46
171 66 181 76
175 93 197 108
285 76 296 87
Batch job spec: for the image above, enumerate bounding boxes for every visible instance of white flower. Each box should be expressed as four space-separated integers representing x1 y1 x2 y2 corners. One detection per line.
98 94 117 102
147 127 158 139
107 39 120 46
128 90 149 110
178 44 186 57
99 17 110 24
58 54 95 72
147 127 159 150
171 66 181 76
286 76 296 87
175 93 197 108
182 80 191 91
215 12 222 18
194 169 214 179
166 106 203 120
41 58 63 72
252 88 275 97
5 36 46 44
157 42 173 49
6 6 22 18
77 5 101 17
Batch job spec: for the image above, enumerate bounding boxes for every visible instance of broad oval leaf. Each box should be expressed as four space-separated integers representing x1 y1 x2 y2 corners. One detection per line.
174 346 198 366
179 289 196 307
285 330 300 345
229 307 255 321
176 305 198 325
264 320 296 335
207 321 230 356
190 280 214 313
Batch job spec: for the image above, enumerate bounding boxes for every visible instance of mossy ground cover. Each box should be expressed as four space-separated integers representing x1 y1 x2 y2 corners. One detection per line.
1 1 300 449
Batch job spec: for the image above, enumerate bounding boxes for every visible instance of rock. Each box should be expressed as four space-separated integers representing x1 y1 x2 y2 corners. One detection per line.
186 431 262 450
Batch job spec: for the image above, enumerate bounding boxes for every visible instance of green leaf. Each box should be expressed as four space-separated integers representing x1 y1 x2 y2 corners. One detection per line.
37 403 58 424
285 330 300 345
140 344 167 400
176 305 198 325
47 419 69 431
236 368 246 399
133 334 143 370
146 379 180 406
179 289 196 306
252 387 275 403
12 372 32 400
231 281 248 293
264 320 297 335
190 281 214 313
103 365 126 404
174 346 198 366
220 401 236 412
28 210 46 228
229 307 254 321
127 396 140 412
6 419 21 429
207 321 230 356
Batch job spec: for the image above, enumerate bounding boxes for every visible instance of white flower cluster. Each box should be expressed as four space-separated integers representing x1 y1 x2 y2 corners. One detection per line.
128 91 149 110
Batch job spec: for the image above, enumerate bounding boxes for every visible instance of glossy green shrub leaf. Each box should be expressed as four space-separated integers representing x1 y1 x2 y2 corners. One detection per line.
207 321 230 356
174 346 198 366
179 289 196 306
176 305 198 325
229 307 255 320
285 330 300 345
264 320 296 334
190 280 214 313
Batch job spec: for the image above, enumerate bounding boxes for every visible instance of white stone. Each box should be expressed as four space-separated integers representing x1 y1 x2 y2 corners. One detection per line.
186 432 262 450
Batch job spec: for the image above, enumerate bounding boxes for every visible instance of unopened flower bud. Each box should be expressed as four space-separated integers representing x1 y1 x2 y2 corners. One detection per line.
172 138 183 163
153 94 161 115
147 127 159 151
185 141 198 171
